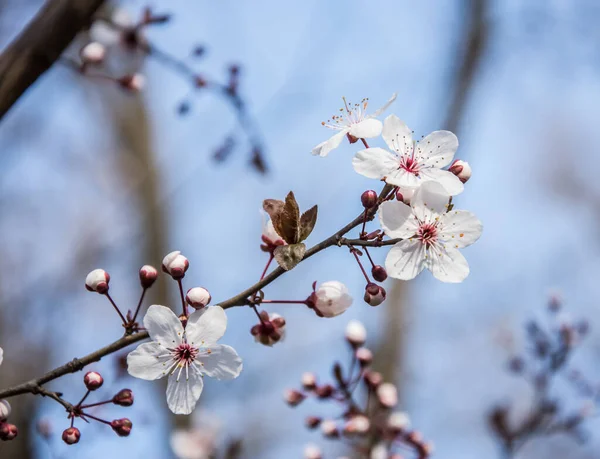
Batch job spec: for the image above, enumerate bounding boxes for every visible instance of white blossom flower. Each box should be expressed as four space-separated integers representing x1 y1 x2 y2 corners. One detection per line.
379 181 482 283
127 305 242 415
376 382 398 408
90 8 135 47
345 320 367 346
170 427 218 459
162 251 189 279
313 281 353 317
370 443 388 459
85 269 110 293
304 444 323 459
312 93 397 157
0 400 10 422
353 114 464 195
80 42 106 64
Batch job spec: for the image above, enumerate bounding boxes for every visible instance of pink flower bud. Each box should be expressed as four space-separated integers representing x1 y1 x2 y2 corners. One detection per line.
113 388 134 407
80 42 106 64
261 217 286 252
320 419 339 438
315 384 334 399
284 389 305 407
303 444 323 459
449 159 471 183
119 73 145 92
301 372 317 390
162 251 189 279
361 190 378 209
364 283 386 307
84 371 104 391
356 347 373 366
387 411 410 433
377 382 398 408
0 400 10 422
0 422 17 441
395 186 415 205
364 370 383 388
85 269 110 294
371 265 388 282
345 320 367 347
305 416 322 429
61 427 80 445
110 418 133 437
186 287 211 309
343 415 370 436
139 265 158 288
312 281 353 318
251 311 286 346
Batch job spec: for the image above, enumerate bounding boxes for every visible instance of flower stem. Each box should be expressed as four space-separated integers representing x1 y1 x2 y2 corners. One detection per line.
177 279 188 317
76 389 90 408
250 304 265 324
104 293 128 325
361 138 370 148
80 399 113 409
364 247 375 268
81 412 111 425
259 299 308 305
131 287 147 322
260 254 274 281
351 247 371 284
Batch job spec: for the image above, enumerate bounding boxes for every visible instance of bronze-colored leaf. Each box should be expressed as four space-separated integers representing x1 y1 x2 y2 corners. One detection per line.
299 205 318 241
273 243 306 271
278 191 301 244
263 198 286 240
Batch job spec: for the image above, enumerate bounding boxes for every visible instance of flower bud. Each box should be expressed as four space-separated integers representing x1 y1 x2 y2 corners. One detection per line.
84 371 104 391
62 427 79 445
377 382 398 408
315 384 334 399
251 311 286 346
85 269 110 294
312 281 353 318
364 370 383 388
371 265 388 282
364 283 386 307
139 265 158 288
301 372 317 390
119 74 145 92
186 287 211 309
303 444 322 459
261 218 285 252
113 388 134 407
321 419 339 438
0 423 17 441
110 418 132 437
361 190 378 209
0 400 10 422
387 411 410 433
162 251 189 279
343 415 370 436
305 416 322 429
80 42 106 64
345 320 367 347
356 347 373 366
284 389 305 407
449 159 471 183
395 186 415 205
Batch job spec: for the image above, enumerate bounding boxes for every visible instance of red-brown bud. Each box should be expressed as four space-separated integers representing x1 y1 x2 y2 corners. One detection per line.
284 389 306 407
371 265 388 282
61 427 79 445
361 190 378 209
448 159 471 183
356 347 373 366
113 389 134 407
364 283 386 307
315 384 334 399
301 372 317 390
305 416 322 429
320 419 339 438
364 370 383 388
139 265 158 288
84 371 104 391
85 269 110 294
110 418 132 437
0 423 17 441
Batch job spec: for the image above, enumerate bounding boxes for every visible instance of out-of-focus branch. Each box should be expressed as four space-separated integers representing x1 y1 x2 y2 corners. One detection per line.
0 0 105 120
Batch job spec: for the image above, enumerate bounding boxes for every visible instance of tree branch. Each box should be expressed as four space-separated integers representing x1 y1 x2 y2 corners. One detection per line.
0 0 105 120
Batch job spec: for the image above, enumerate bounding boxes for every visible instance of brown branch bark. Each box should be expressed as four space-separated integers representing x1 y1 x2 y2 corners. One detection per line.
0 0 105 120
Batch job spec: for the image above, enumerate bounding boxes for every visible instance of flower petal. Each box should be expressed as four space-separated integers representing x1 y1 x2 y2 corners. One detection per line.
197 344 243 380
411 181 450 222
312 130 348 157
144 305 184 347
426 246 470 283
385 168 421 188
185 306 227 346
382 114 413 156
348 119 382 139
166 368 204 415
385 240 426 280
0 347 4 367
379 201 418 239
439 210 483 248
127 342 172 380
415 130 458 168
368 93 397 118
419 168 464 196
353 148 398 180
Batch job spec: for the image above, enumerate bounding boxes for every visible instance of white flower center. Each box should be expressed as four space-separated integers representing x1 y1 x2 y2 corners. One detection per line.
321 97 369 130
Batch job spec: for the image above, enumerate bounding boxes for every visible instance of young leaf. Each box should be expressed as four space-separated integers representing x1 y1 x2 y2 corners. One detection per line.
273 243 306 271
299 205 318 241
278 191 301 244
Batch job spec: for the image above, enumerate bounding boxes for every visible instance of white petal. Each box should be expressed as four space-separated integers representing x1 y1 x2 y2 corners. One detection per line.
411 181 450 223
382 114 413 156
348 119 382 139
426 246 470 283
415 130 458 168
385 240 426 280
312 130 348 157
127 342 171 380
385 168 421 188
379 201 418 239
352 148 398 179
197 344 242 380
144 305 184 347
0 347 3 366
439 210 483 248
419 168 464 196
185 306 227 345
89 21 121 47
166 369 204 415
368 93 397 118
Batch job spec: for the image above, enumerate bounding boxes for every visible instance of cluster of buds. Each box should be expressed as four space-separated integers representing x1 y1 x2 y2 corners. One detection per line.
490 295 594 454
61 372 134 445
251 311 286 346
284 321 432 458
0 400 17 441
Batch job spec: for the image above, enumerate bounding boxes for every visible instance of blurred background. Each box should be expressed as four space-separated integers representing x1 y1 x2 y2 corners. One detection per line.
1 0 600 458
